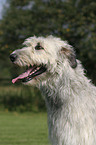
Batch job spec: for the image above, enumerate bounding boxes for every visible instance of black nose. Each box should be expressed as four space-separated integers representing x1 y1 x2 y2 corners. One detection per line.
10 53 17 62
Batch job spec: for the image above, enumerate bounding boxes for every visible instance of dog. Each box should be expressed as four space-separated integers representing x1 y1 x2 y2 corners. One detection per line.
10 36 96 145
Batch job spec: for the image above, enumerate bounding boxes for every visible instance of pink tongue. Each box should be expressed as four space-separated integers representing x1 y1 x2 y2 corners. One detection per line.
12 68 33 84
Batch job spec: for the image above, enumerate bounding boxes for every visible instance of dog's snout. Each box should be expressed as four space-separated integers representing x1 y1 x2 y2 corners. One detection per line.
10 53 17 62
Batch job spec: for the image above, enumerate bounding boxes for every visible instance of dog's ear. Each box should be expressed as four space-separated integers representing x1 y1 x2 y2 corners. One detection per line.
68 53 77 68
60 47 77 68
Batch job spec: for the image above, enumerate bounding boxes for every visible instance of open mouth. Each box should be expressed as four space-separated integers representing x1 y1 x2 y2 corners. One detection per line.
12 65 47 84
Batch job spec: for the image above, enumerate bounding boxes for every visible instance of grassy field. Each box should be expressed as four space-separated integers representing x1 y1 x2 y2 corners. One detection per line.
0 112 50 145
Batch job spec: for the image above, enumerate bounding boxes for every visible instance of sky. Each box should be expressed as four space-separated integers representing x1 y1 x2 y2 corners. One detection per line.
0 0 6 19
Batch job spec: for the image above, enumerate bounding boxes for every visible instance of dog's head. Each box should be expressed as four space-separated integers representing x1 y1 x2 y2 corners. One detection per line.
10 36 77 86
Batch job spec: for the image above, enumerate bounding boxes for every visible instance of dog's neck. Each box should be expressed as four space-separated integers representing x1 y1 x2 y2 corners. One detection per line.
40 61 92 104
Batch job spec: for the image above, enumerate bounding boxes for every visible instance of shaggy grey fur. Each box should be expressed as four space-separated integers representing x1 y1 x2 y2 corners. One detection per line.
10 36 96 145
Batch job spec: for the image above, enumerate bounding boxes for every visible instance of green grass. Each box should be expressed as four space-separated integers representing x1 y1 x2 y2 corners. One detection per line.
0 112 50 145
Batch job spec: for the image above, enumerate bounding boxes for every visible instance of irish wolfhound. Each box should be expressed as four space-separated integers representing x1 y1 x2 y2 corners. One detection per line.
10 36 96 145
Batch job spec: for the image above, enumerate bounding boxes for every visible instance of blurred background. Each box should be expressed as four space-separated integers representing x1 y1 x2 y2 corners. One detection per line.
0 0 96 144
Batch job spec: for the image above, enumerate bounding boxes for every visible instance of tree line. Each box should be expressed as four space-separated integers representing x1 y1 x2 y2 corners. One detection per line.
0 0 96 83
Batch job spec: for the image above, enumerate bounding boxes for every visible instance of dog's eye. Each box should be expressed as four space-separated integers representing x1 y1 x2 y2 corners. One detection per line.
35 43 44 50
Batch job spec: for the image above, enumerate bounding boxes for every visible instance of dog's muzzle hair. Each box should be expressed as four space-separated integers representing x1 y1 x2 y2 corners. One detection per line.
10 36 96 145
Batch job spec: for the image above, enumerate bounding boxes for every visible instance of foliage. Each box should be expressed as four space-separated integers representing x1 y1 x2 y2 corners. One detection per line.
0 85 46 112
0 0 96 83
